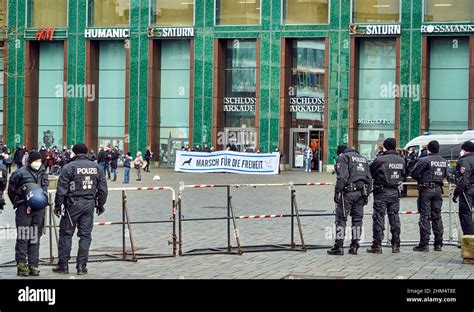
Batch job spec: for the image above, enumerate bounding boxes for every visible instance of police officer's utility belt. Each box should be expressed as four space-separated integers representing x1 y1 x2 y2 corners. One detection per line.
67 195 95 202
374 184 398 193
344 182 364 193
418 182 442 190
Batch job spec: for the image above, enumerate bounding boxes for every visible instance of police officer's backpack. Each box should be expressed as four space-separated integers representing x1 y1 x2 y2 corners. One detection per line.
22 183 48 210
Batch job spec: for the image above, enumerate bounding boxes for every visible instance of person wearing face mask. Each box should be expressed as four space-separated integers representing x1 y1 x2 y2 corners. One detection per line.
7 151 49 277
453 141 474 237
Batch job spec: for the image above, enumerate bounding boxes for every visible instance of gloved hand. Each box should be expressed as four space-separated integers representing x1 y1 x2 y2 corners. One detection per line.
334 192 341 204
96 206 105 216
453 189 460 203
363 196 369 206
54 205 62 218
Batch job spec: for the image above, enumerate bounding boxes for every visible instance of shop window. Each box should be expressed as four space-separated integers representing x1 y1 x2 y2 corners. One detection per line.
38 42 64 148
151 0 194 26
224 39 257 127
216 0 260 25
88 0 130 27
283 0 328 25
352 0 400 24
429 37 469 132
28 0 67 27
425 0 473 23
357 39 396 160
98 41 126 149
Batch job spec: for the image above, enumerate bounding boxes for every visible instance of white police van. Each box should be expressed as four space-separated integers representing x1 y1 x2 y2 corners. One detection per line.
404 130 474 160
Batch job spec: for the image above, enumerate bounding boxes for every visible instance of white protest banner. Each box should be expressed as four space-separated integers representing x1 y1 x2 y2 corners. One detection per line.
175 150 280 175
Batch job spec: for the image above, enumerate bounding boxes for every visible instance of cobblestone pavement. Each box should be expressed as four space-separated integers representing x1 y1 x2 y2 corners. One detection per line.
1 169 472 279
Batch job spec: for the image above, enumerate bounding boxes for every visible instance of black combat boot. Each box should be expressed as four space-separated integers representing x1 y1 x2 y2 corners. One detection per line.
392 245 400 253
349 241 359 255
52 263 69 274
434 245 442 251
77 264 88 275
327 245 344 255
366 245 383 254
29 265 40 276
413 244 429 252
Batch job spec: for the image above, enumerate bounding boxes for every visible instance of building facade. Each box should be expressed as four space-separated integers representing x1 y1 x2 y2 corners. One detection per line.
1 0 474 169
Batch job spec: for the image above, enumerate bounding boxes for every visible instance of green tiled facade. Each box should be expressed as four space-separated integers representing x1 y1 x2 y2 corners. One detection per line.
3 1 474 165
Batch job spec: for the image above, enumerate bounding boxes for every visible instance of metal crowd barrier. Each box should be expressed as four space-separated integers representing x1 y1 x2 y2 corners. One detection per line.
0 180 464 267
0 186 177 268
177 182 336 256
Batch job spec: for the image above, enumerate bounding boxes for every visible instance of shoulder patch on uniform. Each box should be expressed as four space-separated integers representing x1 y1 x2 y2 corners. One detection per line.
336 163 341 171
460 167 466 174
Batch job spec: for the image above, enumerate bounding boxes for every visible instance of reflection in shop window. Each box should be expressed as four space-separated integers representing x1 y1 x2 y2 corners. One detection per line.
38 42 64 148
425 0 473 22
357 39 396 160
429 38 469 132
88 0 130 27
151 0 194 26
291 39 325 127
224 39 256 128
352 0 400 24
28 0 67 27
283 0 328 25
216 0 260 25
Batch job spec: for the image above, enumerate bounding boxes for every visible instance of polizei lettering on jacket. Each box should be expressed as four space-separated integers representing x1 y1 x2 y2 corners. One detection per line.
84 28 130 39
431 161 447 168
365 25 401 35
76 168 98 175
389 163 404 170
351 156 367 163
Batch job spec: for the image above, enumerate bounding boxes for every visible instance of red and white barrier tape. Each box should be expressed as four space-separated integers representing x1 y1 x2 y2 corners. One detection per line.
192 184 215 188
399 211 419 215
305 182 334 186
95 222 114 226
239 214 283 219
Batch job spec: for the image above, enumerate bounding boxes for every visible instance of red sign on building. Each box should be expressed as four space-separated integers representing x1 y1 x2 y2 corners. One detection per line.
35 28 55 41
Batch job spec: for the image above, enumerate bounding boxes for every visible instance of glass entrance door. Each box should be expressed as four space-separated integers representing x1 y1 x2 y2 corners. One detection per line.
290 130 308 169
290 129 324 170
166 138 188 168
224 128 257 152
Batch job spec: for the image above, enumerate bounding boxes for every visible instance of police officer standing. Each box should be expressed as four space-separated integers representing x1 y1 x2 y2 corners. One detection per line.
411 140 447 252
453 140 474 236
53 143 108 275
367 138 405 254
0 158 7 211
7 151 49 276
328 145 372 255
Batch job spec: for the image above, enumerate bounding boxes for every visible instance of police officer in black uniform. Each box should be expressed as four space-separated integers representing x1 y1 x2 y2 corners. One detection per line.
453 140 474 236
7 151 48 276
328 145 372 255
411 140 447 252
0 157 7 211
53 143 108 275
367 138 406 254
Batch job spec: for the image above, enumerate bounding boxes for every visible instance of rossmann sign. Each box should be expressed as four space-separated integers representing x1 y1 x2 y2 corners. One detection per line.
421 24 474 34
